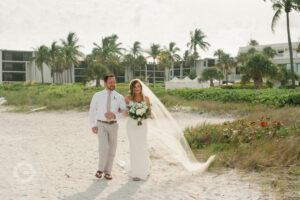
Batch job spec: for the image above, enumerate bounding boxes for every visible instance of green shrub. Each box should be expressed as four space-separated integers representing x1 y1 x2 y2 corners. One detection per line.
165 88 300 107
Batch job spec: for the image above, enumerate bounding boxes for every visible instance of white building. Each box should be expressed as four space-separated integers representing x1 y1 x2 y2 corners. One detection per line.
237 42 300 74
0 49 76 84
124 58 218 83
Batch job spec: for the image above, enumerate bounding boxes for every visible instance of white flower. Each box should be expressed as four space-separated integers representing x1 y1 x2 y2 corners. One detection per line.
136 109 142 116
140 108 146 114
129 107 135 113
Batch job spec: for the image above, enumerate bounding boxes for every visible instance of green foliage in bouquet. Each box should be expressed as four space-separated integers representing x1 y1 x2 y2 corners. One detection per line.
127 101 151 126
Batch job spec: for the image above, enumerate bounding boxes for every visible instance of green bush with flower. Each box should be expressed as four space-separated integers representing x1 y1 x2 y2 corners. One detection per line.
184 118 299 149
185 117 300 172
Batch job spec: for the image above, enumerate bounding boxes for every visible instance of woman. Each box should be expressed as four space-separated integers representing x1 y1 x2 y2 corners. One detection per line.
120 79 151 181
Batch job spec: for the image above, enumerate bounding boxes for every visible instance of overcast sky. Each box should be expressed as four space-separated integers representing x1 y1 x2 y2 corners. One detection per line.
0 0 299 58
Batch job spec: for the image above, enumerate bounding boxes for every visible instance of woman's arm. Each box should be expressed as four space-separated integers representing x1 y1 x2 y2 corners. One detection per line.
145 96 152 118
119 109 129 117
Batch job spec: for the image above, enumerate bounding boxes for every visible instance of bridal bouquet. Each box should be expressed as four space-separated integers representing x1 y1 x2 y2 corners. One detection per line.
127 101 151 126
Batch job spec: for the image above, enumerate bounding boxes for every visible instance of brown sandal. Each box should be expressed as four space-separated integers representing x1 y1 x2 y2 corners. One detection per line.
104 174 112 180
95 171 103 178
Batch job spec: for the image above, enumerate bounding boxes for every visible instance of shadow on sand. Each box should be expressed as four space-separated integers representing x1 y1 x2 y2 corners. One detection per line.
60 178 145 200
105 180 145 200
60 179 108 200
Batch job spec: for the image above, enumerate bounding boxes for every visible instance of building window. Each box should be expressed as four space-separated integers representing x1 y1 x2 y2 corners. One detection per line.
75 77 84 82
2 62 26 71
2 51 32 61
207 59 215 67
277 50 284 57
74 68 86 76
287 64 299 72
2 72 26 81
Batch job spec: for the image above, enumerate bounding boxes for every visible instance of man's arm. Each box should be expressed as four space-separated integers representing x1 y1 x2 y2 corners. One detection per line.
115 95 127 119
89 94 97 128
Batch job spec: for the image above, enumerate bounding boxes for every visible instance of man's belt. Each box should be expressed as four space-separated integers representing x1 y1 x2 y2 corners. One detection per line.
98 120 117 124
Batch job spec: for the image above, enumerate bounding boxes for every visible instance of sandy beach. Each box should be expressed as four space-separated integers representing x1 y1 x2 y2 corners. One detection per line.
0 106 273 200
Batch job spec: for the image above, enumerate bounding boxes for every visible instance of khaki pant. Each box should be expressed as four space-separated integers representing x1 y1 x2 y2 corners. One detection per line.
97 121 119 174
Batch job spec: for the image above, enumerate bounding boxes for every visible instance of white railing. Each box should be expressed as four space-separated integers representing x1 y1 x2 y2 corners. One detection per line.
227 74 242 82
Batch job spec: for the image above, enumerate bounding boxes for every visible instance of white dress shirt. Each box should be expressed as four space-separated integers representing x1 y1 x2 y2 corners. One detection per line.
89 89 127 128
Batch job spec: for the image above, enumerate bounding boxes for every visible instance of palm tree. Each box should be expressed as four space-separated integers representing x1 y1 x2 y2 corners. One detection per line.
166 42 181 79
136 55 146 77
275 65 299 86
218 53 235 84
92 34 123 75
263 46 278 58
158 50 172 81
61 32 84 83
49 41 64 83
30 45 50 83
236 52 249 67
145 43 161 87
242 53 277 89
187 29 210 69
248 39 259 46
131 41 142 58
84 63 110 87
182 50 194 68
214 49 226 77
263 0 300 88
199 67 224 87
214 49 225 61
122 53 135 81
130 41 144 76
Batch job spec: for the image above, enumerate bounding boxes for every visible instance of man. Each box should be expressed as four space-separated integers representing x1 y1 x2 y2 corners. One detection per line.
89 74 126 180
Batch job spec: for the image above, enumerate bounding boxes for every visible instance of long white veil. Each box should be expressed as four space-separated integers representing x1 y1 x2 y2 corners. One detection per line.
138 79 215 172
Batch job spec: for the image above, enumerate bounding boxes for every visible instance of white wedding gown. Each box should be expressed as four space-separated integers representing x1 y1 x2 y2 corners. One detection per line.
126 102 150 180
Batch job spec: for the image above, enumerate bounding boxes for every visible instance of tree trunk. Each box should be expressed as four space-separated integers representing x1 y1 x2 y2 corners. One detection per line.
210 79 214 87
41 66 44 84
34 64 36 82
164 68 168 82
225 69 228 85
180 62 183 79
153 63 156 87
145 64 148 82
133 68 135 80
70 66 73 83
66 68 69 83
286 12 295 89
96 79 100 87
254 76 263 89
171 61 174 79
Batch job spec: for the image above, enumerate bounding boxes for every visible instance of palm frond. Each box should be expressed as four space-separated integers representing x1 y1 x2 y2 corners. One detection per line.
271 8 282 32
